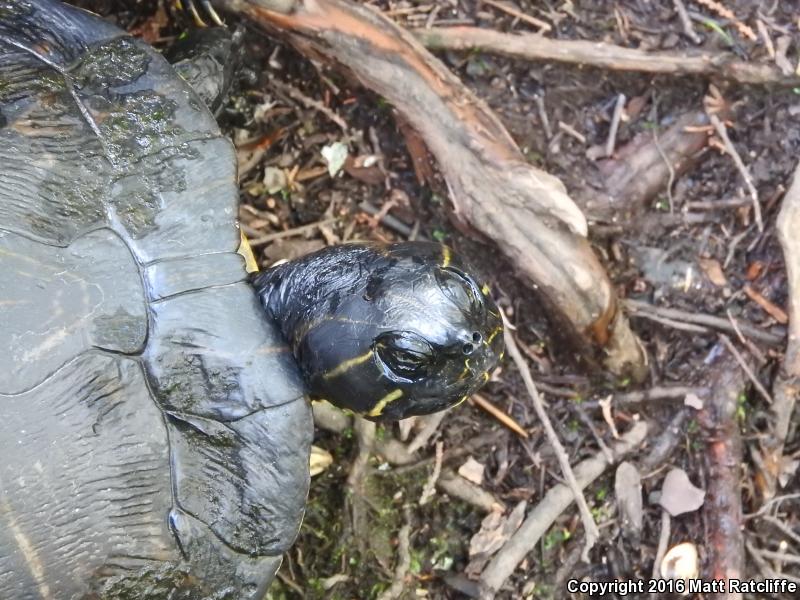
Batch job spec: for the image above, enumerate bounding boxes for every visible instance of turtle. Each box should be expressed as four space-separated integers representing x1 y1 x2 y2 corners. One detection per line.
0 1 504 598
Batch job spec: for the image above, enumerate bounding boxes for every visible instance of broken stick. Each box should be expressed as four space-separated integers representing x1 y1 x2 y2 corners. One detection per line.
698 348 747 599
413 26 800 86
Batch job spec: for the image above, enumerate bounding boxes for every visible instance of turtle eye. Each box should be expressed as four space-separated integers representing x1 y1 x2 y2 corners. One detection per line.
375 331 433 379
436 267 483 315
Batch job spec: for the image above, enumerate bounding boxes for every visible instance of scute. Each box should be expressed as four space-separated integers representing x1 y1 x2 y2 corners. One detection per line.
0 1 312 597
0 228 147 394
0 354 177 600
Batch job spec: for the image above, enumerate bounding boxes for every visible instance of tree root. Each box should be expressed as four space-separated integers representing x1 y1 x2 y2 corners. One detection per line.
221 0 646 378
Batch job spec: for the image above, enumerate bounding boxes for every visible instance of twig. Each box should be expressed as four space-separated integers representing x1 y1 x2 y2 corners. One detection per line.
707 112 763 231
249 217 340 246
269 76 349 131
480 0 551 32
743 284 789 324
759 514 800 548
358 201 424 239
558 120 586 144
413 27 800 85
419 441 443 505
673 0 701 44
533 94 552 139
406 411 447 454
651 125 676 213
438 469 504 513
635 310 708 333
347 417 376 556
756 19 775 59
478 421 649 598
605 93 626 158
583 386 707 410
471 393 529 438
719 334 772 404
500 312 599 562
625 299 785 346
377 509 412 600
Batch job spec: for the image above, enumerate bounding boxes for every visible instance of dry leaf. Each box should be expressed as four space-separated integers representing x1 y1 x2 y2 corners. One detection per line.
458 457 486 485
659 468 705 516
684 393 704 410
321 142 349 177
466 501 527 577
697 257 727 287
263 166 287 194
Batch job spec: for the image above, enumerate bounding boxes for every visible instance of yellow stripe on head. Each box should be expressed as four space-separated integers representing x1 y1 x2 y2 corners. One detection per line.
481 283 491 296
368 389 403 417
486 326 502 345
441 245 452 268
322 350 373 380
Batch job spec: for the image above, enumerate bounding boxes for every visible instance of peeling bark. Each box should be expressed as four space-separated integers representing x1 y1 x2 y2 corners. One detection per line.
221 0 646 377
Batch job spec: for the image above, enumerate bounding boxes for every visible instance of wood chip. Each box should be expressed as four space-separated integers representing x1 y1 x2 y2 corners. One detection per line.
743 284 789 324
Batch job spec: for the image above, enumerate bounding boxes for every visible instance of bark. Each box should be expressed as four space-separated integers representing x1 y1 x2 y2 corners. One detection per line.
764 164 800 497
698 350 747 599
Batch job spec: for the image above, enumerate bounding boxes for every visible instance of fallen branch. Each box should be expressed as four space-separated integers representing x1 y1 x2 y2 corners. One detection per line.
764 162 800 498
222 0 646 378
477 421 648 598
412 26 799 86
698 348 747 599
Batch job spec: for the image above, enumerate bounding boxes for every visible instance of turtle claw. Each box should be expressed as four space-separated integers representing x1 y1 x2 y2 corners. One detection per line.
177 0 225 27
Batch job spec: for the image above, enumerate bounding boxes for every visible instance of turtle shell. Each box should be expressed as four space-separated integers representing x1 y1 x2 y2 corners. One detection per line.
0 1 312 598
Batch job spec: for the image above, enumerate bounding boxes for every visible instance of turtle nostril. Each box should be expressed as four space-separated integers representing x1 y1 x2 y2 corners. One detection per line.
462 343 474 355
472 332 482 343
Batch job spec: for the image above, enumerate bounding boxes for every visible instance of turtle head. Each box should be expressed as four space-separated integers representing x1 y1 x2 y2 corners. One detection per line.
255 242 503 420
